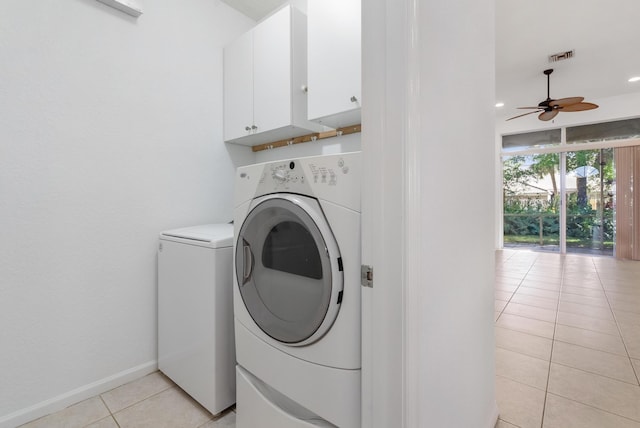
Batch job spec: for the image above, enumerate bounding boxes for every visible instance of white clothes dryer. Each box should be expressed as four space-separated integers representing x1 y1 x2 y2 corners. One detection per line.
233 152 361 428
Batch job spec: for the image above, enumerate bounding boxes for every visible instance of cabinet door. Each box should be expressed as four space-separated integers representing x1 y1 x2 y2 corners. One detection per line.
224 30 253 142
307 0 361 125
252 6 292 135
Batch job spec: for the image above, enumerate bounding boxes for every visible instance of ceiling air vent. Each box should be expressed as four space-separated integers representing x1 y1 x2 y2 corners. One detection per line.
548 50 575 62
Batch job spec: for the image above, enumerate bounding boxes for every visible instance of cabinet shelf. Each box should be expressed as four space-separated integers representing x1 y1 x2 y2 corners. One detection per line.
250 123 361 152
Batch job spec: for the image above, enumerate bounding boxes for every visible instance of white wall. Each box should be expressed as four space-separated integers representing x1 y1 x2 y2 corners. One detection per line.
362 0 497 426
0 1 254 426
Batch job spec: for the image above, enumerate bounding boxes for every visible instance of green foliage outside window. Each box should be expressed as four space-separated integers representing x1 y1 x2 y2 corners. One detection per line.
503 150 614 249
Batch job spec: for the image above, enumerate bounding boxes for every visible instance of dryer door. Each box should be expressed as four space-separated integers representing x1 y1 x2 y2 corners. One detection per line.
236 194 343 346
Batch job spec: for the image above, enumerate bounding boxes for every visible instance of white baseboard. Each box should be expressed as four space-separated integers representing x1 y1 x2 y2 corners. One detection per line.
0 360 157 428
488 401 500 428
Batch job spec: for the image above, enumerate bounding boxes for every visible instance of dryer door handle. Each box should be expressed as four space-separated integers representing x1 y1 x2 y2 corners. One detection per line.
242 239 254 286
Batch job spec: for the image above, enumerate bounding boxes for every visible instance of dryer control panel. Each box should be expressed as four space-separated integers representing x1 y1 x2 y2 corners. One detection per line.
235 152 361 212
268 161 307 187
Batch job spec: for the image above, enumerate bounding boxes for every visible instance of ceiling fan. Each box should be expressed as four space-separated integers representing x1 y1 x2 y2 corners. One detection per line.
506 68 598 121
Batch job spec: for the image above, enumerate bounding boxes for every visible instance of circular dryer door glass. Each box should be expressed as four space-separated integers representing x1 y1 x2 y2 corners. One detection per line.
235 195 343 345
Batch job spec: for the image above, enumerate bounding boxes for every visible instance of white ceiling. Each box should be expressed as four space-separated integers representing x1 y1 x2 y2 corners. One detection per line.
496 0 640 120
220 0 287 21
221 0 640 120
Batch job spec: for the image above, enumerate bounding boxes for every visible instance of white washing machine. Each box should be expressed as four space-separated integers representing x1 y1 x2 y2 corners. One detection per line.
233 152 361 428
158 223 236 415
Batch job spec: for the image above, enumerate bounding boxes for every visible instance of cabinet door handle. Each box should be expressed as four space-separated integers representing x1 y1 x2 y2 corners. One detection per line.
350 96 358 103
251 125 258 130
245 126 251 131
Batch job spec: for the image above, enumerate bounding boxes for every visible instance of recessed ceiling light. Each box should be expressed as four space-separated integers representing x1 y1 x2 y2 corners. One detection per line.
629 76 640 83
495 102 505 108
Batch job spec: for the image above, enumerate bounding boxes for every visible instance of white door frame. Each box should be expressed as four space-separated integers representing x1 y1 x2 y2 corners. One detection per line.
361 0 497 426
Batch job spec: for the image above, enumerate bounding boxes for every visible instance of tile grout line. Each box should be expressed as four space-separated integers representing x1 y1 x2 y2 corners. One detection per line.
495 258 540 322
498 371 640 425
548 359 640 386
494 252 640 427
105 383 177 421
97 394 121 428
592 259 640 387
551 336 629 359
495 251 538 428
195 406 236 428
545 390 640 426
107 384 218 428
498 306 632 358
495 323 554 342
538 253 566 428
508 299 620 324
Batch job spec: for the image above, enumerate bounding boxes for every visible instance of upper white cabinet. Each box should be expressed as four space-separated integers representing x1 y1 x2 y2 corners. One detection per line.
224 5 324 146
307 0 361 128
224 30 253 142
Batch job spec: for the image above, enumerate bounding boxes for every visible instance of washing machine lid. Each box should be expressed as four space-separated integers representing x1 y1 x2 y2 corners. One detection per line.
235 194 343 346
161 223 233 248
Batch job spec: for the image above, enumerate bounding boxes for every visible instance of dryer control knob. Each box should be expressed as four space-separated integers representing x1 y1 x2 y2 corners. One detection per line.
273 169 287 182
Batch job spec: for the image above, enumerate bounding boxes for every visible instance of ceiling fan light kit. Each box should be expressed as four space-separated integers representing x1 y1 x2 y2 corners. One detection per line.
506 68 599 122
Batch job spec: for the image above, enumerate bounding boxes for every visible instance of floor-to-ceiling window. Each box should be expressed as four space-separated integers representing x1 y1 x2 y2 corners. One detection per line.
501 118 640 258
564 148 614 255
503 153 561 251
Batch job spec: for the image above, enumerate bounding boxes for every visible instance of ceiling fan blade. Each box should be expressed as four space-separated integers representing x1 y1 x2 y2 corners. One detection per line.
538 110 559 121
549 97 584 107
506 110 542 121
560 102 599 112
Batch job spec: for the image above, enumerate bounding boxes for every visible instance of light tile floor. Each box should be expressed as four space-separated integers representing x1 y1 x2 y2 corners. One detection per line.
19 372 235 428
19 249 640 428
495 249 640 428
